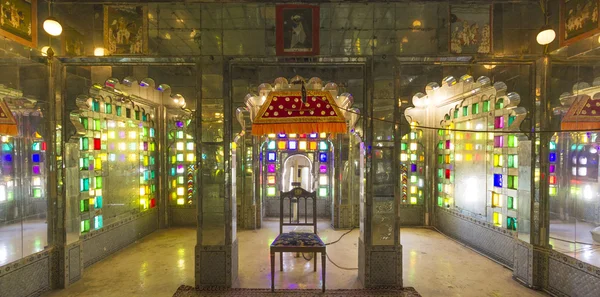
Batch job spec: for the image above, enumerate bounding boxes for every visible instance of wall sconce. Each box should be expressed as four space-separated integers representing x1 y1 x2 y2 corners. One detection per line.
94 47 106 56
536 24 555 45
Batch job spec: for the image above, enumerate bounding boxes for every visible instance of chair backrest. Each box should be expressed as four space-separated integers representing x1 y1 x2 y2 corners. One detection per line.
279 187 317 235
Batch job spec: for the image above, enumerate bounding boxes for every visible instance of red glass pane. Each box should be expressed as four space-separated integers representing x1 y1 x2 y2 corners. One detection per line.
94 138 101 150
150 198 156 208
41 142 47 151
445 169 451 179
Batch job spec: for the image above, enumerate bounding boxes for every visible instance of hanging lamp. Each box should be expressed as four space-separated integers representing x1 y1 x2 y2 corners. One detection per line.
536 0 555 46
43 1 62 36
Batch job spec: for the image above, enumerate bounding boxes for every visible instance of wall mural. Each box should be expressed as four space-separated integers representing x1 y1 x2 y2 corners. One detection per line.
62 25 85 56
560 0 600 46
449 4 492 54
0 0 36 48
103 5 147 55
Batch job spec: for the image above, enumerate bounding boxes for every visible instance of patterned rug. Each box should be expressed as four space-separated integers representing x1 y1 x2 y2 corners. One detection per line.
173 285 422 297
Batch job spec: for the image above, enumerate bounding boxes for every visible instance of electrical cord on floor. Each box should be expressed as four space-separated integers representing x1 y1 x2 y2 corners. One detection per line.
301 227 359 271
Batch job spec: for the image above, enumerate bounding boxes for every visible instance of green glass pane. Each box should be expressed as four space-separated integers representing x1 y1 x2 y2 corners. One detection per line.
81 117 88 129
80 137 89 150
92 100 100 112
401 142 407 150
438 154 443 164
508 115 515 126
507 196 514 209
437 197 443 207
496 99 504 109
150 128 155 138
105 103 112 114
116 106 122 116
142 113 148 121
454 109 459 118
3 143 12 151
95 196 103 208
462 106 468 116
437 169 443 178
483 101 490 112
549 141 556 150
472 103 479 115
84 219 90 232
437 183 442 192
96 177 103 189
94 119 101 130
508 135 517 147
32 188 42 198
80 200 89 212
437 141 443 149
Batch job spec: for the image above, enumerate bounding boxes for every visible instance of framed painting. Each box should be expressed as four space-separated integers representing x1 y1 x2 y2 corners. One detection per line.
276 4 319 56
103 5 147 55
0 0 37 48
560 0 600 46
449 4 492 54
61 26 85 56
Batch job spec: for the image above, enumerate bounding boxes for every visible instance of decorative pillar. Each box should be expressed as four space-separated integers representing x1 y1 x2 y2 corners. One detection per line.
513 57 550 289
359 60 403 288
195 60 238 288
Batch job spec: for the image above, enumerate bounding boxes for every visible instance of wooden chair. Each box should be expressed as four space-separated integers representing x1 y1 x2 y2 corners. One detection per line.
270 187 326 292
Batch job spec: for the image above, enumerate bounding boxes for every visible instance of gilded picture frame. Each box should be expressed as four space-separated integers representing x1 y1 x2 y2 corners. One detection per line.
560 0 600 46
449 4 493 54
0 0 37 48
103 5 148 55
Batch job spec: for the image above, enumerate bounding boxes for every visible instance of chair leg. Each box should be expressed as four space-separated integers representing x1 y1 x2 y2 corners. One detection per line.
271 251 275 292
279 252 283 271
322 252 326 292
313 252 317 272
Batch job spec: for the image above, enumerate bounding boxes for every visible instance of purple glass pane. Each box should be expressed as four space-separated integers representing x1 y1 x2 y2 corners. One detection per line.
268 164 276 173
319 165 327 173
494 136 504 148
32 165 41 175
494 116 504 129
411 164 417 172
549 164 555 173
176 121 184 128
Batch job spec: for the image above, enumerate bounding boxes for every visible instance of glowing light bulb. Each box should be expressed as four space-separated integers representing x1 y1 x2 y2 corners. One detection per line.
43 17 62 36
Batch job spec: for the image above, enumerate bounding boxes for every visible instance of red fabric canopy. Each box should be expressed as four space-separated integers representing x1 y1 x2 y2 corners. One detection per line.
0 99 17 136
561 94 600 131
251 90 347 136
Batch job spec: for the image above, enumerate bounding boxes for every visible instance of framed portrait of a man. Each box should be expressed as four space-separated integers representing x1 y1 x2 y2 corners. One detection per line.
276 4 319 56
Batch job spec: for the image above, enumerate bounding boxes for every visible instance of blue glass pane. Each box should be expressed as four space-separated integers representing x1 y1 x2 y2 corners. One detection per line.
493 174 503 188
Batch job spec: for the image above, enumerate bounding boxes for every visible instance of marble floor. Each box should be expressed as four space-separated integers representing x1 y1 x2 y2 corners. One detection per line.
43 221 548 297
0 220 47 266
549 220 600 267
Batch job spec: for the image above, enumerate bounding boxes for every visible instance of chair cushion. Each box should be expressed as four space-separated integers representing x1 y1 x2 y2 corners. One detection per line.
271 232 325 247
